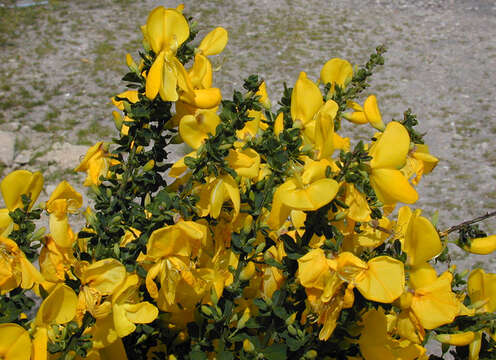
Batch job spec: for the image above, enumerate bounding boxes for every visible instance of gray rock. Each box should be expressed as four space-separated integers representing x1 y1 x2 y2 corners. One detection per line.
39 142 89 169
0 131 15 166
15 149 32 165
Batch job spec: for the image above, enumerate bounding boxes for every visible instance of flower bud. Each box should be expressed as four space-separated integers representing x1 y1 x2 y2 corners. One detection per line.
305 350 318 359
285 313 297 326
112 111 123 131
436 331 476 346
464 235 496 255
239 261 256 281
243 339 255 352
143 159 155 171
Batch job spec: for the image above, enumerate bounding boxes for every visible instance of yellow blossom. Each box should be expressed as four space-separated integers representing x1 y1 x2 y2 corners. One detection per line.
320 58 353 95
46 181 83 248
75 142 116 186
0 236 44 293
0 323 32 360
1 169 43 211
368 122 418 205
143 6 194 101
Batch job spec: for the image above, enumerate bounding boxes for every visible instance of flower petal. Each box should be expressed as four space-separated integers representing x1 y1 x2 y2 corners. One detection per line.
355 256 405 303
370 121 410 170
198 27 228 56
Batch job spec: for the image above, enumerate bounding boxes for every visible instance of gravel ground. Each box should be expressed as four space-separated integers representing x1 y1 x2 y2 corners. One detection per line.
0 0 495 357
0 0 495 266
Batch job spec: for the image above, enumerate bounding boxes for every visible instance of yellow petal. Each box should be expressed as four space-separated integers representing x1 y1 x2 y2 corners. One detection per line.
82 259 126 295
364 95 385 131
189 53 212 88
355 256 405 303
123 302 159 324
146 51 165 100
172 56 194 97
274 112 284 136
220 174 240 219
343 111 368 124
226 148 260 178
162 8 189 49
267 182 293 230
320 58 353 88
297 248 332 290
0 209 13 237
1 169 43 211
436 331 476 346
370 121 410 170
468 268 496 312
0 323 31 360
291 72 323 125
345 183 371 223
112 303 136 338
159 57 179 102
198 27 228 56
99 338 128 360
179 111 220 149
181 88 222 109
411 272 460 329
146 7 189 53
47 180 83 214
111 90 139 110
314 100 338 159
408 262 438 290
370 168 418 205
146 226 191 259
404 212 442 266
465 235 496 255
280 178 338 211
36 284 77 326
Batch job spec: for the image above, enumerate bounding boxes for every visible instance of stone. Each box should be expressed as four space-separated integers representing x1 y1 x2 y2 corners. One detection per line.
0 131 15 166
39 142 90 169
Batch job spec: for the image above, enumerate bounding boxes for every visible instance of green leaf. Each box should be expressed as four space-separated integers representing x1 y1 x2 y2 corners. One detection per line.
263 344 287 360
218 351 234 360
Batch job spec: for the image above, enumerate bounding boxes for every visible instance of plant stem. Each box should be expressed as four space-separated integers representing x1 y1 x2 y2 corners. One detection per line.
439 210 496 237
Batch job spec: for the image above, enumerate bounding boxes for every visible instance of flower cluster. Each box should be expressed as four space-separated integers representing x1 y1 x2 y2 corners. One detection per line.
1 4 495 360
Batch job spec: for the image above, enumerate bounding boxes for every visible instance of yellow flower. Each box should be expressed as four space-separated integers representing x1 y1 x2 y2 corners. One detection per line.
143 6 194 101
1 169 43 211
197 26 228 56
368 122 418 205
290 71 340 157
0 236 44 293
0 323 32 360
196 174 240 220
32 283 78 360
76 259 127 321
261 241 286 300
401 144 438 186
467 268 496 313
74 142 116 186
343 95 385 130
320 58 353 95
463 235 496 255
139 221 206 310
46 181 83 248
408 263 461 329
225 147 261 179
344 183 371 223
39 233 76 284
401 208 442 266
90 274 158 349
359 308 426 360
268 160 339 230
179 109 220 149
